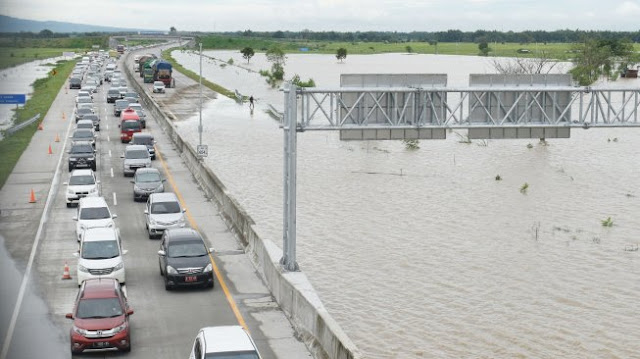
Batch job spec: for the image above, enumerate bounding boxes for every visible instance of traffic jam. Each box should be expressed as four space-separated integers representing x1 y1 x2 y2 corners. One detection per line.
63 49 262 358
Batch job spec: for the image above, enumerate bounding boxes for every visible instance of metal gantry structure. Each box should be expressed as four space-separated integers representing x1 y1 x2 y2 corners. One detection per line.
280 79 640 271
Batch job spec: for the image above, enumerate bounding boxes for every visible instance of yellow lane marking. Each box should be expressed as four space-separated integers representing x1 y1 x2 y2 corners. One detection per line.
155 146 248 331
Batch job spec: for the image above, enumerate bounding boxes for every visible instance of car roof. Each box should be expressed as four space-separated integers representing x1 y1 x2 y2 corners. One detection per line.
125 144 147 152
82 227 118 242
200 326 258 354
71 169 94 177
77 119 93 125
79 196 109 208
132 132 152 139
135 168 160 175
165 228 202 243
149 192 178 203
80 278 119 299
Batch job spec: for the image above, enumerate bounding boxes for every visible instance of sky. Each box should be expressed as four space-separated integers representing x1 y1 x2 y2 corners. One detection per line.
2 0 640 32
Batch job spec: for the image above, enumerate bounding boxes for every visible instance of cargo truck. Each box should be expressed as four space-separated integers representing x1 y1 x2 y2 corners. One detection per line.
143 59 156 83
152 60 173 88
137 55 156 77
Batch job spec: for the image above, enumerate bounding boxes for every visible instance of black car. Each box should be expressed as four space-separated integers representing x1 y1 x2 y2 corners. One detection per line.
82 114 100 131
158 228 214 290
70 129 96 148
114 99 130 116
131 133 155 159
68 141 96 171
107 88 121 103
70 77 82 89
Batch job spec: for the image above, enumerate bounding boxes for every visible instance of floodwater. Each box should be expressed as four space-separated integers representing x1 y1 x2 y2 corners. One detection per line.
0 57 65 132
172 50 640 358
0 234 68 359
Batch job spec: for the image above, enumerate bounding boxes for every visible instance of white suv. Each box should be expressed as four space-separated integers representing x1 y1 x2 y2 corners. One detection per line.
73 197 117 242
189 326 262 359
64 169 100 207
75 227 127 286
144 192 186 239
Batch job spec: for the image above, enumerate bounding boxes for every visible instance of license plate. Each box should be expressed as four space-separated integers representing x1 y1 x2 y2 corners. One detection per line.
185 276 197 282
93 342 109 348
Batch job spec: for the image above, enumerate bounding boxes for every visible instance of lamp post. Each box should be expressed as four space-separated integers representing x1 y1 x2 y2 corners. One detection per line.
199 43 203 147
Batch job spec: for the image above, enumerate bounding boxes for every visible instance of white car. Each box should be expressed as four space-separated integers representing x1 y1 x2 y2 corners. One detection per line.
64 169 100 207
153 81 165 93
73 197 117 242
145 192 186 239
121 145 151 177
189 326 262 359
74 227 127 286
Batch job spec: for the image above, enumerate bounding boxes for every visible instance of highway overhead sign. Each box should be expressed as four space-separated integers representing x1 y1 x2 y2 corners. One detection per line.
0 94 26 104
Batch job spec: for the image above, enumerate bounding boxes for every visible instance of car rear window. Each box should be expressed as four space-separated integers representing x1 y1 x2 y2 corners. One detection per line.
70 175 95 186
71 144 93 154
82 240 119 260
122 121 141 130
126 149 148 159
151 201 180 214
79 207 110 220
167 241 207 258
133 137 153 145
205 352 260 359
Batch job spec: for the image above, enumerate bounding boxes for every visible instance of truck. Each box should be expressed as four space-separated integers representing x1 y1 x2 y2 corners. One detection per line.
152 60 173 88
143 59 156 83
137 55 156 77
116 45 125 54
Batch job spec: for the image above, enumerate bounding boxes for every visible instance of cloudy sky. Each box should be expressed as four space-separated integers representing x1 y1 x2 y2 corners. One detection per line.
2 0 640 32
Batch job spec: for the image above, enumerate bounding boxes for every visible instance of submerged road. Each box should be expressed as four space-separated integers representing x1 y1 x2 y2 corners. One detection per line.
0 49 312 358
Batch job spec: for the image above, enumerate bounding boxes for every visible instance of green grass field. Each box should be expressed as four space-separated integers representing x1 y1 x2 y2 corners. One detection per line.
0 47 82 70
0 59 76 189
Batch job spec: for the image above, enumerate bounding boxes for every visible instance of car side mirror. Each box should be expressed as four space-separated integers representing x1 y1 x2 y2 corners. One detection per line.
72 216 78 221
96 180 100 184
157 250 166 256
126 309 134 316
162 179 166 183
144 209 148 215
65 313 74 320
120 155 124 158
112 214 117 219
122 249 128 255
63 182 68 185
130 180 135 184
73 252 79 257
209 247 215 254
182 208 187 213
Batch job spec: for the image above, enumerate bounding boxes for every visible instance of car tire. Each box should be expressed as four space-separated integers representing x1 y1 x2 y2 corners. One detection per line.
66 202 71 208
164 277 172 291
91 164 96 172
68 164 73 172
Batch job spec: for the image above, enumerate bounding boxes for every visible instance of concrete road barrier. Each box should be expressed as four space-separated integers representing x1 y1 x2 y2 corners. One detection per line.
123 50 361 359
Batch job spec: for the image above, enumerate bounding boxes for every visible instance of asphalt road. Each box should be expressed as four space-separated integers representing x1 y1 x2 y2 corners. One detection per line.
0 50 311 358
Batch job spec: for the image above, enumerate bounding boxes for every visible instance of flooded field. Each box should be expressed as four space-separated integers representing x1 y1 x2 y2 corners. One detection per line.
172 50 640 358
0 57 64 132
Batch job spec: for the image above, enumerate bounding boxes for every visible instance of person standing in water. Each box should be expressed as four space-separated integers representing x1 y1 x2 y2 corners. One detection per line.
249 95 255 110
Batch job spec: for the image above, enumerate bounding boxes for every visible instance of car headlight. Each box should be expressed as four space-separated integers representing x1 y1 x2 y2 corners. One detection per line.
149 217 157 225
166 266 177 275
155 183 164 191
73 325 89 336
78 264 89 273
203 263 213 273
107 222 114 228
69 157 77 161
89 187 98 194
133 184 141 191
88 157 95 161
114 261 124 271
112 322 128 334
79 224 87 231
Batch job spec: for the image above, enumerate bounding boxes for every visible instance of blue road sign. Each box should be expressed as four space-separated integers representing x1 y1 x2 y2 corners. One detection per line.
0 94 26 104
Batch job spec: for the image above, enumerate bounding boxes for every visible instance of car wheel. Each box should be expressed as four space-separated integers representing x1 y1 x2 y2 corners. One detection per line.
159 263 163 276
91 164 96 171
164 276 172 291
66 202 71 208
68 164 73 172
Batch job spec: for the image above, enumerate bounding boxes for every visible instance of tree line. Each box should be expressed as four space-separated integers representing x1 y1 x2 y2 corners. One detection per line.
230 29 640 44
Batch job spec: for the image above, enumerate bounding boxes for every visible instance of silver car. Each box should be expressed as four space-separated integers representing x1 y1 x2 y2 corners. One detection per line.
144 192 186 239
121 145 150 177
131 168 165 201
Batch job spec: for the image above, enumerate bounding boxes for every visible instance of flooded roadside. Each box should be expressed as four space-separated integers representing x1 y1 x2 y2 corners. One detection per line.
171 50 640 358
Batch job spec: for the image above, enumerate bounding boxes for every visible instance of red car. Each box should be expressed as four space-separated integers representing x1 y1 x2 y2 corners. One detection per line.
65 278 133 354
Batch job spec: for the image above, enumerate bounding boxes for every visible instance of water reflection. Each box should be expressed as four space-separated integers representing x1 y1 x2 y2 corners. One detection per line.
172 51 640 358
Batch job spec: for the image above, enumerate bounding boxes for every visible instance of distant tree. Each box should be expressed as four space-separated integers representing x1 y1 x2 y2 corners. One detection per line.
266 46 286 65
241 47 255 63
569 38 635 85
336 47 347 62
39 29 53 38
478 41 491 56
170 26 177 35
405 45 413 53
491 50 560 75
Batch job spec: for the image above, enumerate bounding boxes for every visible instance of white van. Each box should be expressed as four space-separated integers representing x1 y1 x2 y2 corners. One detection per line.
75 227 127 285
189 326 262 359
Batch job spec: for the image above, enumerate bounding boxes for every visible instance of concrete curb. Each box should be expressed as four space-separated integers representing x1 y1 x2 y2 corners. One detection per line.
124 49 361 359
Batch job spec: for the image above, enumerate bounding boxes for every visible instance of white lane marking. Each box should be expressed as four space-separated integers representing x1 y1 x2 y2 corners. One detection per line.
105 124 109 131
110 168 114 178
0 99 75 359
107 135 110 142
113 192 117 206
109 150 112 158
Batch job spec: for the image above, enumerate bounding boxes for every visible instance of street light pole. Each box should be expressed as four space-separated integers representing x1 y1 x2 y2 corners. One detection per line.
199 43 203 147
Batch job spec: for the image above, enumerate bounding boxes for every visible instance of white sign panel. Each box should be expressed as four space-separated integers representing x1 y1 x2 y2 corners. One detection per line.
196 145 208 157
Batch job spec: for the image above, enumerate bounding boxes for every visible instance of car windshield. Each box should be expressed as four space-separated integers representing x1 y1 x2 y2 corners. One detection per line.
71 144 93 154
78 97 91 103
116 101 129 108
126 149 147 159
78 108 92 114
154 82 163 86
151 201 180 214
205 352 260 359
70 175 95 186
122 121 141 131
76 298 123 319
136 172 161 183
79 207 110 220
167 241 207 258
108 90 120 95
82 240 120 259
83 115 98 121
77 123 92 129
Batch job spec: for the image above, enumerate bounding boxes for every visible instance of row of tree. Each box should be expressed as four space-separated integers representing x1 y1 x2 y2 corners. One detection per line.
234 29 640 44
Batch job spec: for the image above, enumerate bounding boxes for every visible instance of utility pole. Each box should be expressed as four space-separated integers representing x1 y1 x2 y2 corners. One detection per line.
199 42 203 147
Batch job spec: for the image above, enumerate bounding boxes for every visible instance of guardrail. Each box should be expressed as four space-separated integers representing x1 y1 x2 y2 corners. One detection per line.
123 50 361 359
5 114 41 136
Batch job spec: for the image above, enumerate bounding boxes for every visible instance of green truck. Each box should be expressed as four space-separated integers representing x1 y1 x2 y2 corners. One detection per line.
143 59 156 83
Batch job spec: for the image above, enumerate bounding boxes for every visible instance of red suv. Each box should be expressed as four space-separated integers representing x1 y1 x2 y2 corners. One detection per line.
65 278 134 354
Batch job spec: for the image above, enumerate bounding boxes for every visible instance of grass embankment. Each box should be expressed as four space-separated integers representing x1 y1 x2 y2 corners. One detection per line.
0 36 108 69
0 47 79 69
198 35 640 61
161 48 236 99
0 59 75 189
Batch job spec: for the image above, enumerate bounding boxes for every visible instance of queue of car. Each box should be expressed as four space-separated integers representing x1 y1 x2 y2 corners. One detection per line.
61 49 262 358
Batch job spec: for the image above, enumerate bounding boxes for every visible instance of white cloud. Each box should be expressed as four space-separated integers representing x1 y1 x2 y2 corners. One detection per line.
614 1 640 15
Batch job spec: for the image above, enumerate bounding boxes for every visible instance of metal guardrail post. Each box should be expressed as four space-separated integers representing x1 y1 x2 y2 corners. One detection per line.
5 114 41 136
